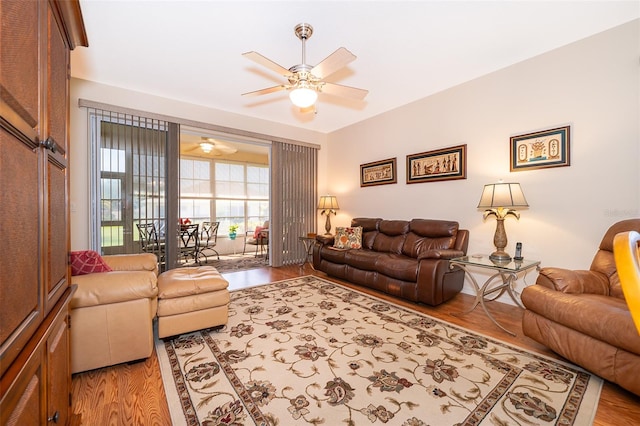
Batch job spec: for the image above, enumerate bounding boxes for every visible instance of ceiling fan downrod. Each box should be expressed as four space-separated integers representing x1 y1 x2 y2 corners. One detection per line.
294 23 313 66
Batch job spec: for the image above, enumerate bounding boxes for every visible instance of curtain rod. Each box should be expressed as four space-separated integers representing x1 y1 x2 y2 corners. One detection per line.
78 98 321 150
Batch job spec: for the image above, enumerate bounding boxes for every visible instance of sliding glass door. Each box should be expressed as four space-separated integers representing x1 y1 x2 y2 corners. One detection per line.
89 114 168 256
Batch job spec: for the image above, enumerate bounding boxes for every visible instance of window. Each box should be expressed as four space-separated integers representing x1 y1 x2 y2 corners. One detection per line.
179 158 269 236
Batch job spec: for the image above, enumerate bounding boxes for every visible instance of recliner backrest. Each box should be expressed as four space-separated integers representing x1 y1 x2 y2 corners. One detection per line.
402 219 459 258
591 219 640 298
372 220 409 254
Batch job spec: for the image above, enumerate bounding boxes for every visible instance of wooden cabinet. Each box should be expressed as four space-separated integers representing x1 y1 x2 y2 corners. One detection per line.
0 0 87 424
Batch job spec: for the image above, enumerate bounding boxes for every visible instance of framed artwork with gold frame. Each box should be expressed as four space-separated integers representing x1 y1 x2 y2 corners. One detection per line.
510 126 570 171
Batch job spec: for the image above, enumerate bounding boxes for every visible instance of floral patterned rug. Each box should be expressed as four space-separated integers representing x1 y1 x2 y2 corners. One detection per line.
155 276 602 425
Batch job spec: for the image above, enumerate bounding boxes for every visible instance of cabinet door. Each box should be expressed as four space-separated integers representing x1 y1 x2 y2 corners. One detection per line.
0 0 44 375
43 0 70 315
0 346 45 425
0 0 40 136
46 308 70 426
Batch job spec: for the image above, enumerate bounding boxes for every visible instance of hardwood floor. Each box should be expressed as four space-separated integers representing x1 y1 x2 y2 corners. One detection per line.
71 265 640 425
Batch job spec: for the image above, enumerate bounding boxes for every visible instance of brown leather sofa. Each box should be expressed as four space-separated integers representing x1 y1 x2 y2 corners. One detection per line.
313 218 469 306
521 219 640 396
70 253 159 373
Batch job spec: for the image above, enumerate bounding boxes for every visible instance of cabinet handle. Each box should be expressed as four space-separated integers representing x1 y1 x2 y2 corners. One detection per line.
47 411 60 423
40 137 58 153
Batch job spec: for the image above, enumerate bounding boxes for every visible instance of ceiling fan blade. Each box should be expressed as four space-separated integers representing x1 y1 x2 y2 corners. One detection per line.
311 47 356 79
242 85 288 96
242 51 294 77
320 82 368 100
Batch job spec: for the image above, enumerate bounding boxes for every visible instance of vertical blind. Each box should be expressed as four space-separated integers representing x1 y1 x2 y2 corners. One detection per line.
86 108 168 257
270 141 318 266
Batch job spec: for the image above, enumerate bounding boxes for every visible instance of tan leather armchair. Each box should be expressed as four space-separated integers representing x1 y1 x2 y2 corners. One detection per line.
70 253 159 373
521 219 640 396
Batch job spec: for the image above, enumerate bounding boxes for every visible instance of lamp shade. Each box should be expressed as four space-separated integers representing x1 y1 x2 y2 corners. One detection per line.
478 183 528 209
289 84 318 108
318 195 339 210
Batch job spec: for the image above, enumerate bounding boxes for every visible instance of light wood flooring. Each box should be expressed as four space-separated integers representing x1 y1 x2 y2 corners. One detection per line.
71 265 640 425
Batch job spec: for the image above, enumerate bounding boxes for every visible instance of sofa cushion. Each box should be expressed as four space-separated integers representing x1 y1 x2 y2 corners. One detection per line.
70 250 113 276
320 246 348 263
372 220 409 253
375 254 419 282
344 249 381 271
334 226 363 249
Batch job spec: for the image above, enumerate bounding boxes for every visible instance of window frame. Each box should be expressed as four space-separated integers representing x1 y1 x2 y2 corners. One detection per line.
179 156 270 237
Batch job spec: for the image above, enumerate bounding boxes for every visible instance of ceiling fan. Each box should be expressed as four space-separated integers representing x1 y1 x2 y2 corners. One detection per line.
182 137 238 156
242 23 368 109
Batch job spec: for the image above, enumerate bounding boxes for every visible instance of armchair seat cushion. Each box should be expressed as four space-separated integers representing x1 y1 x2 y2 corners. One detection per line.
71 270 158 309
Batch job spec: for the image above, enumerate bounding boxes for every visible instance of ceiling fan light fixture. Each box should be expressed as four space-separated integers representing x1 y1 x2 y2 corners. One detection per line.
199 142 214 153
289 85 318 108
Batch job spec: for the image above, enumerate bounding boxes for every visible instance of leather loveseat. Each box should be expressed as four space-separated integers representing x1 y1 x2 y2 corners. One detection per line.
521 219 640 396
70 253 159 373
313 218 469 306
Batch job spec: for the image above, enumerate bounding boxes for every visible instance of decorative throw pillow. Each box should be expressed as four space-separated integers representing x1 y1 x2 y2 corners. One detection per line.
333 226 363 249
70 250 113 276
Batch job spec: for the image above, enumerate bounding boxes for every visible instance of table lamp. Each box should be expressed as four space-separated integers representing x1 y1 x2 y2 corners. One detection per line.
318 195 339 235
478 182 528 261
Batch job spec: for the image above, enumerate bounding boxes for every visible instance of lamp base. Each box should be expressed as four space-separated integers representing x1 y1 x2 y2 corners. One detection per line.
489 251 512 262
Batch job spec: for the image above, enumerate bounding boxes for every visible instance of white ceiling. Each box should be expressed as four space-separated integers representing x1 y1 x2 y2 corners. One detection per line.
71 1 639 134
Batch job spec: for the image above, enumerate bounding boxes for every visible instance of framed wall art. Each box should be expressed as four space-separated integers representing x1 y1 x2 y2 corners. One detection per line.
510 125 570 171
406 144 467 184
360 157 397 187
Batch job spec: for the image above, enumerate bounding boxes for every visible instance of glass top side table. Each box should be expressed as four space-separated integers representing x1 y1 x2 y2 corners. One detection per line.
449 255 541 336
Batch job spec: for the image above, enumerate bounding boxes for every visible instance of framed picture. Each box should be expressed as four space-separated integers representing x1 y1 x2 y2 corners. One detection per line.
360 157 397 187
510 125 570 171
406 144 467 184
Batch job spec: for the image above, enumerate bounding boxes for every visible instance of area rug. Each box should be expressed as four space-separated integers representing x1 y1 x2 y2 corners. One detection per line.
202 254 268 274
156 276 602 426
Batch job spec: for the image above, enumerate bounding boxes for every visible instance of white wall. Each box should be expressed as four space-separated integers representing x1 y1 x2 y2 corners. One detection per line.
69 79 328 250
325 20 640 298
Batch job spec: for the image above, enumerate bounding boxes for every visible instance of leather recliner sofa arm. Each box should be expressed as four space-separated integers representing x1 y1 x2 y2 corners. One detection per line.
535 267 610 295
315 235 335 246
417 249 465 260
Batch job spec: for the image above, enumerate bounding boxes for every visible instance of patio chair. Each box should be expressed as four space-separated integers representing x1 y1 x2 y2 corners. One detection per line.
198 221 221 262
136 222 164 262
244 220 269 257
178 223 200 265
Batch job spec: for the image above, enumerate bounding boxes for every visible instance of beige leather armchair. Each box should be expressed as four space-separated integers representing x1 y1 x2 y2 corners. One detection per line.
70 253 159 373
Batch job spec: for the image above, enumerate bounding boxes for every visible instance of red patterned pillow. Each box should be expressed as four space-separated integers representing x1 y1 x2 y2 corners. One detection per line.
70 250 113 276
